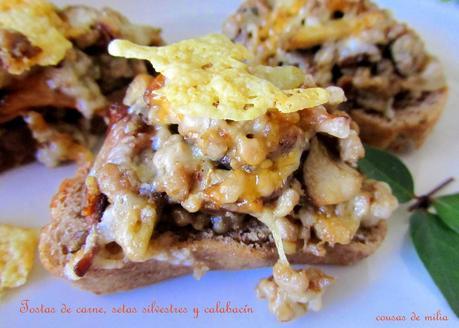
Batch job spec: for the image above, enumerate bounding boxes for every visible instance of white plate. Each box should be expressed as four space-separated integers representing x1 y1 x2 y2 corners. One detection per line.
1 1 458 327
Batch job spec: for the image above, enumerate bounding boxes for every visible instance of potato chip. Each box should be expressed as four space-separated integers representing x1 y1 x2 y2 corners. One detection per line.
108 34 329 121
0 224 38 291
0 0 72 74
249 65 305 90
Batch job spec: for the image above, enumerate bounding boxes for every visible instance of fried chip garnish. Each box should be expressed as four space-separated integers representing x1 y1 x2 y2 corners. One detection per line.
0 0 72 74
0 224 38 292
108 34 329 121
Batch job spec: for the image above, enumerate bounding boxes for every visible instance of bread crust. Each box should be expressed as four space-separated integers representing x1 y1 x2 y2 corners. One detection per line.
39 171 388 295
351 88 448 153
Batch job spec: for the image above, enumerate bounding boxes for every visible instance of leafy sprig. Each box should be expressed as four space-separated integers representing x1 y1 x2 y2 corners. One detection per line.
358 146 459 317
358 147 414 203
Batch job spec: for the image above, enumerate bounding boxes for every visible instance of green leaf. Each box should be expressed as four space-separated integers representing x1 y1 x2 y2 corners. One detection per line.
433 193 459 233
358 145 414 203
410 210 459 317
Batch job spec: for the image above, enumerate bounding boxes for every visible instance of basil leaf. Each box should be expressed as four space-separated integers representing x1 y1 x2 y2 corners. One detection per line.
433 193 459 234
358 146 414 203
410 210 459 317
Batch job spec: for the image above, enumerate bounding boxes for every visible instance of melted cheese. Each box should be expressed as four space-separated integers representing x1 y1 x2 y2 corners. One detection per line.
256 212 288 263
286 12 386 50
99 192 158 262
0 0 71 74
313 214 360 245
108 34 329 121
204 149 302 211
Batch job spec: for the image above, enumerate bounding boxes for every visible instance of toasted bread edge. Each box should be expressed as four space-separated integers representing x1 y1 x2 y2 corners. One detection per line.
351 88 448 153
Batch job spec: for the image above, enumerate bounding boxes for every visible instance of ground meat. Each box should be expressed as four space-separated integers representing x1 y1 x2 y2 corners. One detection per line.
152 134 198 202
23 111 93 167
58 5 162 96
82 188 109 225
95 54 149 94
60 6 163 49
210 212 245 234
47 49 106 119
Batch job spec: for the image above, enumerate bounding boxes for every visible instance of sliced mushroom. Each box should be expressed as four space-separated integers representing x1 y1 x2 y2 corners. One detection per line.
304 138 362 206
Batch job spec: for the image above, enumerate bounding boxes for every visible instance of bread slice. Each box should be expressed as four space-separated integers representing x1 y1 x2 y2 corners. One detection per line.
39 168 387 295
350 88 448 153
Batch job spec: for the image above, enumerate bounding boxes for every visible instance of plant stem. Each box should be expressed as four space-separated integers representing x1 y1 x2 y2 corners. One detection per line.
408 177 455 211
424 177 455 198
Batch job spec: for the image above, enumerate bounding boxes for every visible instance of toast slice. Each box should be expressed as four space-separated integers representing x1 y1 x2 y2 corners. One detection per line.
224 0 448 152
39 36 398 322
39 167 387 295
